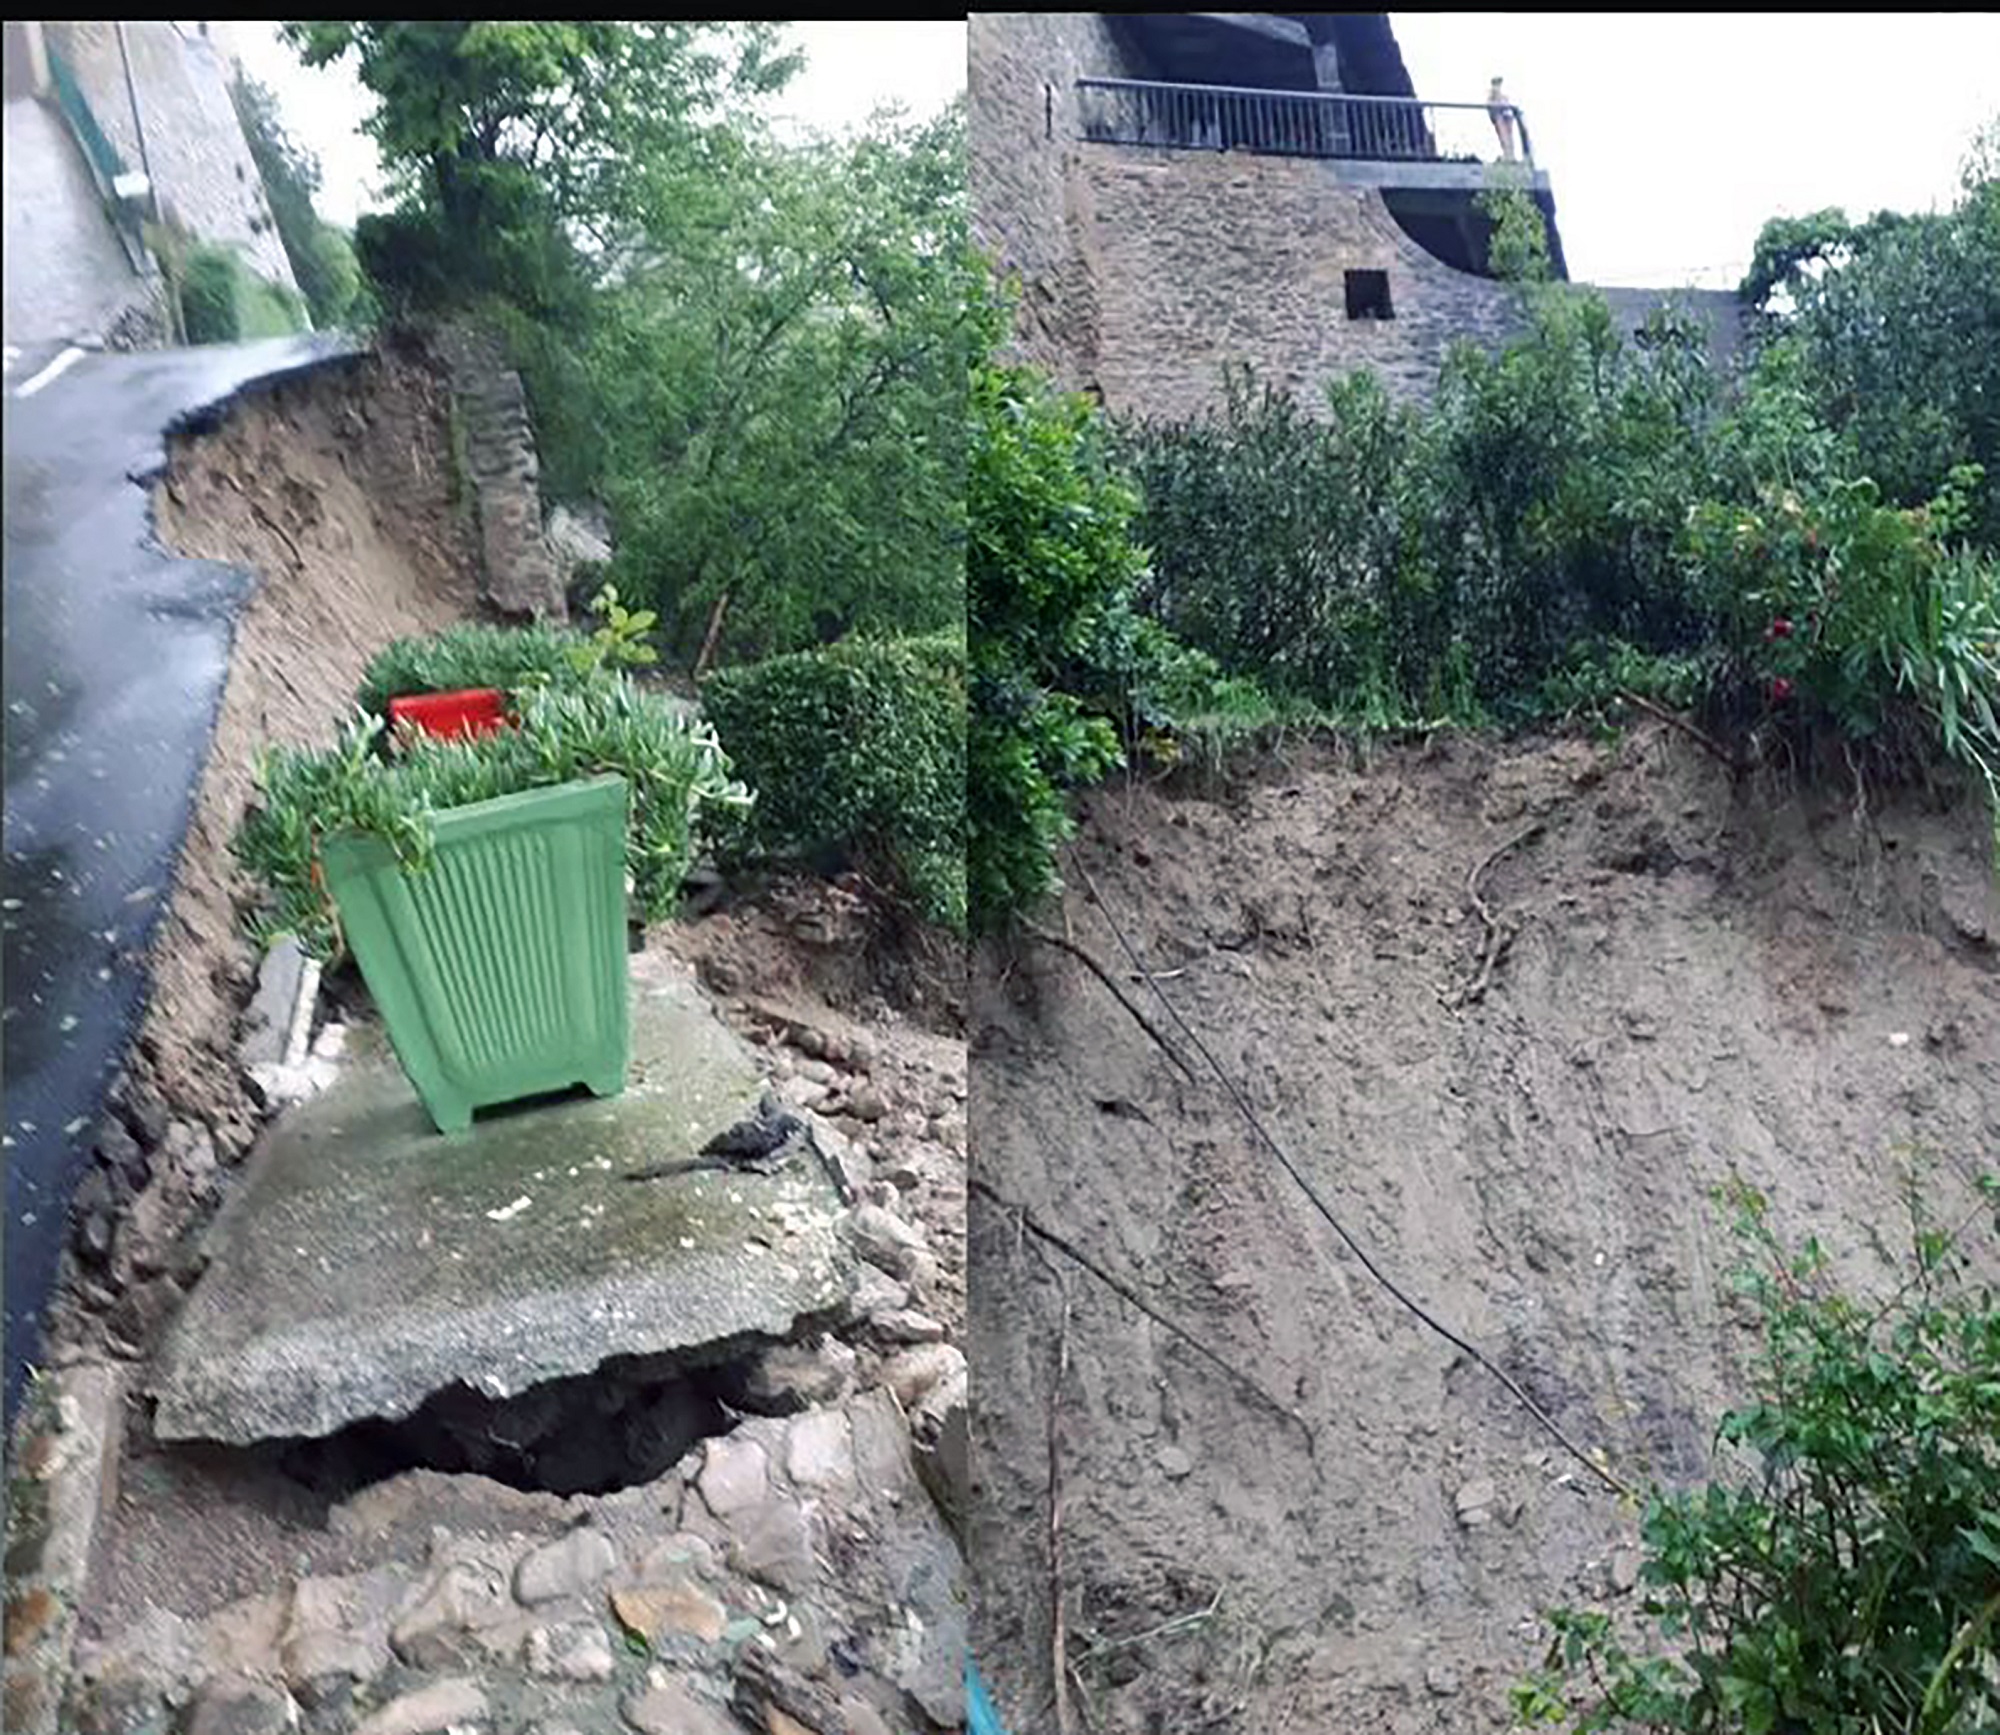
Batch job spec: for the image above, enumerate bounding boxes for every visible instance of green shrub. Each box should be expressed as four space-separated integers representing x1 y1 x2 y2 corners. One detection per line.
1118 367 1453 722
355 622 603 715
1116 290 1724 727
969 342 1145 931
179 245 242 343
701 633 967 931
1514 1169 2000 1734
234 677 750 959
1741 144 2000 546
1687 462 2000 808
177 243 308 344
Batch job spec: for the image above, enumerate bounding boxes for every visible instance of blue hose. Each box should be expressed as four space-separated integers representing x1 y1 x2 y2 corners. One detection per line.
967 1657 1009 1735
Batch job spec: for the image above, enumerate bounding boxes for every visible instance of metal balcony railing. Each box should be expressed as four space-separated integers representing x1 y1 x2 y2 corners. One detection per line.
1076 78 1535 170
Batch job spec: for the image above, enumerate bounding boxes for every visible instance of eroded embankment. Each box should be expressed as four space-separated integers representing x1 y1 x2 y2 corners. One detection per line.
56 339 477 1364
969 726 1998 1734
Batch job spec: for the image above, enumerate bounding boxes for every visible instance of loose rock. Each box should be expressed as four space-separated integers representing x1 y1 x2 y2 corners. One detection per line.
839 1699 896 1735
837 1265 909 1330
697 1435 771 1519
352 1677 487 1735
525 1619 615 1683
179 1674 299 1735
390 1556 511 1668
869 1309 947 1345
622 1676 739 1735
610 1579 726 1647
728 1498 818 1594
844 1206 927 1281
1453 1477 1498 1528
70 1172 119 1269
880 1342 965 1411
784 1408 855 1491
845 1086 889 1124
514 1529 617 1605
92 1117 149 1190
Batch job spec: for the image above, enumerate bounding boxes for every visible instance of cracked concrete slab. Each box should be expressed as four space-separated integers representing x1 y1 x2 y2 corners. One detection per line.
149 953 854 1443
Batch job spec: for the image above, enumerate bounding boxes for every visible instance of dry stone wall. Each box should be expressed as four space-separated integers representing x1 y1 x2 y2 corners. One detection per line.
431 324 568 624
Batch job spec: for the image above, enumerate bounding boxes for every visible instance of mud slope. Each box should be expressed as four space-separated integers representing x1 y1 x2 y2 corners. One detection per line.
40 341 480 1373
969 727 1999 1734
139 339 477 1156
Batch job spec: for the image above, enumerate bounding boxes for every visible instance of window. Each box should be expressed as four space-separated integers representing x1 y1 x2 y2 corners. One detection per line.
1345 269 1393 321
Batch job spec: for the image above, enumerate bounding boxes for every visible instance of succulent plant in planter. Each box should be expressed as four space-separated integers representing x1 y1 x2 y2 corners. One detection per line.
234 674 751 1132
355 587 660 723
354 621 594 718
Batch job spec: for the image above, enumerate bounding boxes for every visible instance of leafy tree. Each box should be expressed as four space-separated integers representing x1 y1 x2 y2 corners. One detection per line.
969 275 1149 929
1740 124 2000 543
229 69 360 327
284 21 798 314
594 104 974 663
288 22 967 667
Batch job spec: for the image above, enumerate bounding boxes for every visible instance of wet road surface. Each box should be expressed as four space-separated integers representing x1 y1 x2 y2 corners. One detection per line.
3 335 358 1424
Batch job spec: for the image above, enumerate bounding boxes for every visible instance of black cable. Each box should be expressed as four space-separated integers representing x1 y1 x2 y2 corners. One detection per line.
1061 845 1633 1500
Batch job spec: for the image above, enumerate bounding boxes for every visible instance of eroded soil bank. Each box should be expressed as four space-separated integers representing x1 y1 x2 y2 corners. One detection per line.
969 725 1998 1733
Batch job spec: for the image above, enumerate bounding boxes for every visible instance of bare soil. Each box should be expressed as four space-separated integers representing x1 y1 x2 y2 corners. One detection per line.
135 338 478 1159
670 871 968 1041
43 340 480 1369
663 880 970 1328
968 725 1999 1734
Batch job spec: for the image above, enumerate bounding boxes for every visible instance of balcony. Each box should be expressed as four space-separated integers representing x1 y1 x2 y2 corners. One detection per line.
1077 77 1536 170
1074 76 1565 280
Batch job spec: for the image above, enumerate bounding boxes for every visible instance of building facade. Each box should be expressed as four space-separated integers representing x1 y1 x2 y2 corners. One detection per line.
970 13 1741 419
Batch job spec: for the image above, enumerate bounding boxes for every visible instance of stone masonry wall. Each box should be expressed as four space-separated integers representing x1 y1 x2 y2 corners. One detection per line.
970 13 1528 418
2 90 156 347
970 14 1748 426
969 12 1137 382
431 324 568 623
1078 147 1523 419
47 23 299 299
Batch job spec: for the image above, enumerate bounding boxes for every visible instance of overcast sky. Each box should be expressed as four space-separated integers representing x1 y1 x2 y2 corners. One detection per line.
1392 12 2000 288
219 16 1997 291
219 21 970 231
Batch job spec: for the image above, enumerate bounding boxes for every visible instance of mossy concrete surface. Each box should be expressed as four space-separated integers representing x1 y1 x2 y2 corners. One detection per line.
149 953 853 1445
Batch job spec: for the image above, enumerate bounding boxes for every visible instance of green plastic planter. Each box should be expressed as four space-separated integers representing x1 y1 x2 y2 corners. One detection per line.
321 775 632 1134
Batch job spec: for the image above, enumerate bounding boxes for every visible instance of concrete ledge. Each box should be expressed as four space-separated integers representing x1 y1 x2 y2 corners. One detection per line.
150 954 854 1445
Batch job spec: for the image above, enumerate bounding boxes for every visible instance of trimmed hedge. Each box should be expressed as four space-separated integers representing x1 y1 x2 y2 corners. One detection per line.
701 634 966 931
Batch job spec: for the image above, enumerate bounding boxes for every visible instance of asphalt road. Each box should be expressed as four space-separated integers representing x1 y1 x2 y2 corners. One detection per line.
2 334 356 1425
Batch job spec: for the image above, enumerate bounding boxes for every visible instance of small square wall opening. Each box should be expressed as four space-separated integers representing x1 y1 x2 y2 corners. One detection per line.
1345 269 1393 320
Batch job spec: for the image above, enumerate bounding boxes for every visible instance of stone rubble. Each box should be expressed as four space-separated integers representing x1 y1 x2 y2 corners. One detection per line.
47 989 972 1735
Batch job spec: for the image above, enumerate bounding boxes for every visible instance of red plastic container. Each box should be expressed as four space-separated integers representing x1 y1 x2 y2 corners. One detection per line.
387 688 510 742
